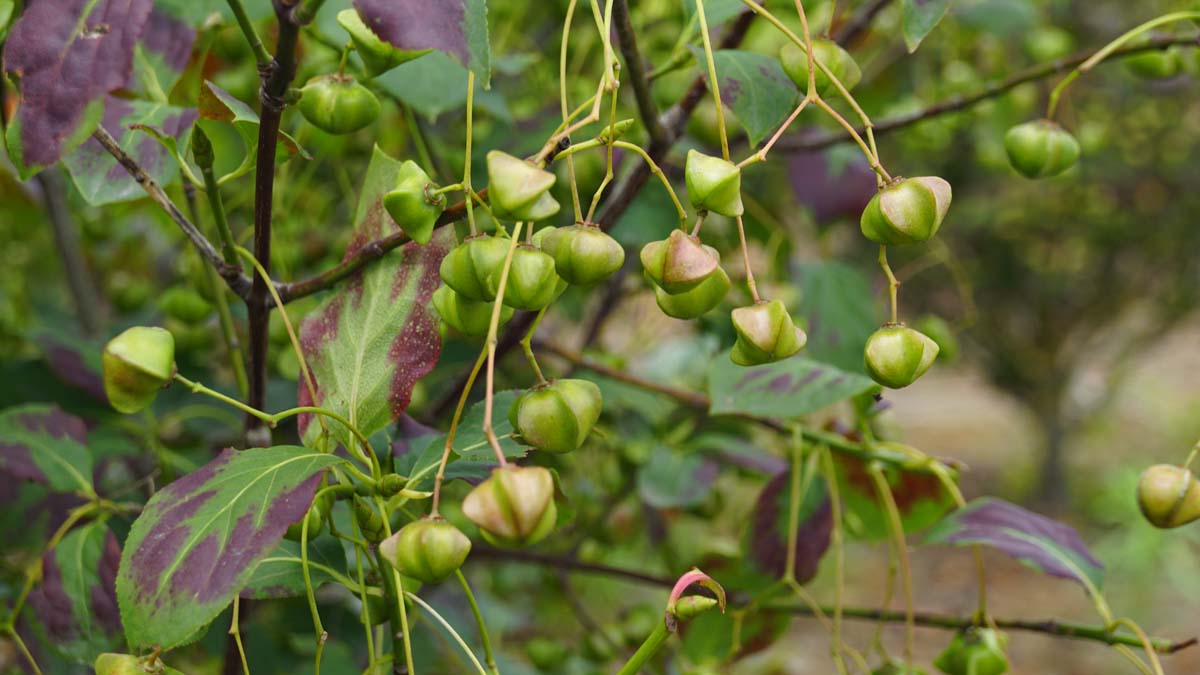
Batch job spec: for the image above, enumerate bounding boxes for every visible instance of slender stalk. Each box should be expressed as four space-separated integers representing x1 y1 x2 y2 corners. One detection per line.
815 97 891 181
482 223 525 465
869 464 916 666
616 620 670 675
405 593 488 675
1110 617 1165 675
224 0 270 65
39 170 102 336
878 245 899 324
375 505 416 675
585 91 620 223
3 628 42 675
612 0 667 145
734 215 761 303
521 308 549 384
560 0 585 223
228 596 252 675
1047 12 1200 119
456 571 499 675
432 349 488 515
694 0 731 160
464 70 478 234
611 141 688 224
738 98 811 167
818 446 850 675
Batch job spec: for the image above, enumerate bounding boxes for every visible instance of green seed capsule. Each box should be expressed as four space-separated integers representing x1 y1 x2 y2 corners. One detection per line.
655 265 730 319
102 326 176 414
641 229 720 294
860 176 952 245
1137 464 1200 529
537 223 625 286
384 160 445 245
298 74 380 135
439 235 510 302
863 325 939 389
933 628 1009 675
779 38 862 97
487 151 560 221
379 517 472 584
432 285 513 337
503 245 561 311
1125 48 1183 80
685 149 743 217
462 466 557 548
730 300 807 366
509 378 603 453
1004 120 1080 179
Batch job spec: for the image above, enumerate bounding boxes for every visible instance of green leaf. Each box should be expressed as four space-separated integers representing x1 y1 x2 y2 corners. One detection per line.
197 81 308 183
692 48 799 147
637 447 718 509
0 404 93 495
116 446 342 650
0 0 16 43
681 0 746 27
375 50 511 123
707 354 879 419
298 147 451 451
352 0 491 84
923 497 1105 590
241 538 348 599
25 520 122 664
2 0 153 178
796 261 878 372
63 97 196 205
404 390 527 490
902 0 953 52
837 454 955 540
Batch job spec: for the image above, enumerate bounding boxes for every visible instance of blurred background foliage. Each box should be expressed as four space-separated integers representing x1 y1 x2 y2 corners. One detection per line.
2 0 1200 673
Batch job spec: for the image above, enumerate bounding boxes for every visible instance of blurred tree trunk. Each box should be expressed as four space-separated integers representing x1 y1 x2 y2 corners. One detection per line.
1033 393 1068 509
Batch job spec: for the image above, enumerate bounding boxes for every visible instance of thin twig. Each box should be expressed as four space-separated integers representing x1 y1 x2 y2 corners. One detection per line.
612 0 667 146
38 169 103 335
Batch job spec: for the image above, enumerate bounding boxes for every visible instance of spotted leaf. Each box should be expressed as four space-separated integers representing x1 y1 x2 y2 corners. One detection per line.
298 146 450 451
0 404 93 495
115 446 342 650
2 0 153 178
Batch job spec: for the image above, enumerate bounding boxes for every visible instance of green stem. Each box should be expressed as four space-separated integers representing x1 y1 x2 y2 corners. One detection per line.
616 620 671 675
521 308 550 385
456 570 500 675
612 141 688 225
879 245 899 324
1047 12 1200 119
585 90 620 223
561 0 585 223
375 504 416 675
224 0 271 65
694 0 730 160
464 70 478 235
869 463 916 666
201 168 240 267
3 627 43 675
481 222 525 465
818 446 850 675
406 592 488 675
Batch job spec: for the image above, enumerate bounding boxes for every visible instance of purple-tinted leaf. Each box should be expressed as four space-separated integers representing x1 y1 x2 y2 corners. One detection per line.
1 0 153 178
746 469 831 583
838 453 954 540
126 6 197 100
707 355 879 419
241 538 347 600
25 520 122 664
353 0 490 84
297 147 449 451
691 48 798 146
116 446 342 649
40 333 106 402
62 97 196 205
637 446 719 509
924 497 1104 590
0 404 93 494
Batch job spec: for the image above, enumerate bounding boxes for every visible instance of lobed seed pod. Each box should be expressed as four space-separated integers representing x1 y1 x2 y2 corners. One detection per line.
486 151 561 221
860 176 952 246
729 299 807 366
863 325 939 389
432 285 513 336
509 378 603 454
1136 464 1200 529
503 245 561 311
298 74 380 135
537 223 626 286
439 235 510 302
380 517 472 584
1004 120 1080 179
685 149 744 217
102 326 176 414
655 265 731 319
383 160 445 245
779 38 862 97
462 465 557 548
641 229 721 294
932 628 1009 675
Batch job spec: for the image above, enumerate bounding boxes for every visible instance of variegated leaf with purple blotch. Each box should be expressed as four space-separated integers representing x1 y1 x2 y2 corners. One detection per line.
1 0 153 178
690 48 799 146
352 0 490 84
902 0 953 52
39 332 106 403
63 97 196 205
923 497 1105 590
298 146 450 452
746 467 831 583
240 538 347 600
707 354 879 419
0 405 93 495
25 520 122 664
838 453 955 540
116 446 342 650
126 5 197 101
196 81 308 183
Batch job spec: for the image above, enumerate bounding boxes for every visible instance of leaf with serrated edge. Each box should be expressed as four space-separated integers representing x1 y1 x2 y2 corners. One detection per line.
63 97 196 205
0 404 93 495
116 446 342 649
25 520 122 664
707 354 879 419
2 0 153 178
352 0 491 84
923 497 1105 590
